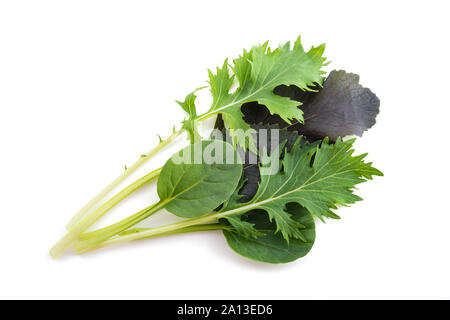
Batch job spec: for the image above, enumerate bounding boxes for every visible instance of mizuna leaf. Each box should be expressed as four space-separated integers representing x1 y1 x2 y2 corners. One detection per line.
200 37 327 150
223 203 315 264
237 123 314 204
177 89 204 143
213 116 314 204
213 121 316 239
157 140 242 218
177 90 198 117
219 137 383 242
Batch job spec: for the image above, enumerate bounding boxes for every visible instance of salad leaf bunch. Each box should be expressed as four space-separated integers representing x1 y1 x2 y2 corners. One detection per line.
51 36 382 263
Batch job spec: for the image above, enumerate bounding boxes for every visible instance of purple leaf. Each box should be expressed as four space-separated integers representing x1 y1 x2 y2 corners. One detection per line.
242 70 380 142
291 70 380 141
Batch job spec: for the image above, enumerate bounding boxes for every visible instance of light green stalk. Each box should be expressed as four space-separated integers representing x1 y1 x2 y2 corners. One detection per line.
75 223 230 254
49 128 183 259
73 209 225 253
65 129 183 230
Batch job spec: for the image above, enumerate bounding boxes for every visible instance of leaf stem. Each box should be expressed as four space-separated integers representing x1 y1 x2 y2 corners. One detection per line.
51 199 165 258
65 129 183 230
74 211 225 253
86 167 162 230
79 199 167 243
72 196 275 254
75 223 230 254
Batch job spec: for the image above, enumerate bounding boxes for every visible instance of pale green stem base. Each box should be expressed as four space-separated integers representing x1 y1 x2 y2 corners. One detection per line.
65 129 183 230
74 200 167 249
75 223 230 254
49 168 162 258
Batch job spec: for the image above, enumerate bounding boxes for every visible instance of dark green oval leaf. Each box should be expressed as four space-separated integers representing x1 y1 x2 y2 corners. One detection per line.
223 203 315 264
157 140 242 218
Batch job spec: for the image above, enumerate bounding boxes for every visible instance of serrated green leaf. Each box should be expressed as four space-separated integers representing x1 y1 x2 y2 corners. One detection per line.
198 36 327 150
219 137 383 242
176 92 197 118
223 215 263 239
177 88 204 143
208 59 235 110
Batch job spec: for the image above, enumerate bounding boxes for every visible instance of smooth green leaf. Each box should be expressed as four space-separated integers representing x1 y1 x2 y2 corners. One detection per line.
157 140 242 218
223 203 315 264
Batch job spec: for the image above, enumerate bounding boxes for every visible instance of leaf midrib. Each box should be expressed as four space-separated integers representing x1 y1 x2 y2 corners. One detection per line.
216 164 361 220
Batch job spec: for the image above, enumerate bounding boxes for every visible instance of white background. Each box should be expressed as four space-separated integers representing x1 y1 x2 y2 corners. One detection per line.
1 0 449 299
